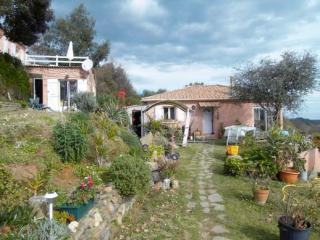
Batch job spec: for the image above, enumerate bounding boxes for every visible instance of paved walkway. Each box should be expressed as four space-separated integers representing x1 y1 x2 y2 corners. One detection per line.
185 144 229 240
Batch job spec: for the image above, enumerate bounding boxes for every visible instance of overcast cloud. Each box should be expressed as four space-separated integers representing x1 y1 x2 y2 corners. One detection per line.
52 0 320 119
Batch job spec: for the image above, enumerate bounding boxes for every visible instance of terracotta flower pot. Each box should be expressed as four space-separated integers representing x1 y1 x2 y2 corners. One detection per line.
253 188 270 205
279 169 300 184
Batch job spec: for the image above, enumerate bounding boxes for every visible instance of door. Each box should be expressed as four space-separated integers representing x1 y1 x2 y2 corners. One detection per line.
132 111 142 137
34 78 43 104
47 79 60 111
202 107 213 134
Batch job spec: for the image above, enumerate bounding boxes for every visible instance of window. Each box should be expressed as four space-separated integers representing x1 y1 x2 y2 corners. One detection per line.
164 107 175 120
60 80 77 109
254 108 268 131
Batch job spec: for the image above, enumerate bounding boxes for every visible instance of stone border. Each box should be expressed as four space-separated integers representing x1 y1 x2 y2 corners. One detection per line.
71 185 135 240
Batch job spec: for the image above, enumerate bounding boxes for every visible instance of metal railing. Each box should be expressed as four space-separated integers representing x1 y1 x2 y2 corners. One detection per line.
25 54 88 66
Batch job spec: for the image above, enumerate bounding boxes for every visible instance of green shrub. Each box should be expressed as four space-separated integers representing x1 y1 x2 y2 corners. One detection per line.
99 97 129 126
91 113 119 139
224 156 245 176
0 53 30 100
0 165 25 211
53 122 87 162
68 112 92 135
18 219 69 239
108 154 150 196
72 92 97 112
0 165 31 227
118 128 141 148
145 117 162 134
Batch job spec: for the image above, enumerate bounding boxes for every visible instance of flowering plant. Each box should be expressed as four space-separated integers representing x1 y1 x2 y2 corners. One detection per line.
65 176 95 206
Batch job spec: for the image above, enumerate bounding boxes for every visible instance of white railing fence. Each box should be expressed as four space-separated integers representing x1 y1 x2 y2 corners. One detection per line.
25 54 88 66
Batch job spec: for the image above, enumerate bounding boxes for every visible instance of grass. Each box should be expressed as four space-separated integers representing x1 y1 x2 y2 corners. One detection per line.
113 145 202 240
210 140 319 240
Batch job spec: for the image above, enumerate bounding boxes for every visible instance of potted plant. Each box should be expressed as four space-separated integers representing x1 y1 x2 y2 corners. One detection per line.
278 184 312 240
276 131 312 184
252 177 270 205
58 176 95 220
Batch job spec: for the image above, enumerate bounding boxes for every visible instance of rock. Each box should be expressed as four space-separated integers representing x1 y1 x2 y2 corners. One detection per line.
94 211 103 227
162 178 171 190
140 132 153 146
68 221 79 233
187 201 196 209
208 193 223 203
153 181 162 192
116 204 126 225
211 225 229 234
106 202 116 215
171 180 179 189
212 203 225 211
151 170 161 182
104 186 113 193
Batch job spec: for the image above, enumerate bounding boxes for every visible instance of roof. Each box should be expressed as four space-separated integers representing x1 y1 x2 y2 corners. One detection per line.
142 84 232 102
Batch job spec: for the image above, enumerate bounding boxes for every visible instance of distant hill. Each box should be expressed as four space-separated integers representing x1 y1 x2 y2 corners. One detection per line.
285 118 320 133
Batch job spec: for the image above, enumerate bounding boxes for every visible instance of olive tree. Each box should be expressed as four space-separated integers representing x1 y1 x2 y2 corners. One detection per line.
232 51 318 127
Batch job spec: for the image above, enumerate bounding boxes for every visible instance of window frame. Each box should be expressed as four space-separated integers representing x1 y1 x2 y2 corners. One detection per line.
163 106 176 120
253 107 268 131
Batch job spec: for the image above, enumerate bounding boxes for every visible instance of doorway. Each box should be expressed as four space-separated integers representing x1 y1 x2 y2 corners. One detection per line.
202 107 213 134
34 78 43 104
132 110 142 137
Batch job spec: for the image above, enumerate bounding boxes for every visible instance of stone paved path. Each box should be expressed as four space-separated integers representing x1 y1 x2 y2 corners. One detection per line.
186 144 230 240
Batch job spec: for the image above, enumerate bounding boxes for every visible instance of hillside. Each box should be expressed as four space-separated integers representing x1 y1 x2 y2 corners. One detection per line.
286 117 320 133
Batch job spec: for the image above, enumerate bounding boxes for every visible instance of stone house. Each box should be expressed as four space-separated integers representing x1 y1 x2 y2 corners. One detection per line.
128 84 272 139
0 29 96 111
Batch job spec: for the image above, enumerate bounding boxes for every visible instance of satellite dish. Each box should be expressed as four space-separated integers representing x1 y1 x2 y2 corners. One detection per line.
82 59 93 71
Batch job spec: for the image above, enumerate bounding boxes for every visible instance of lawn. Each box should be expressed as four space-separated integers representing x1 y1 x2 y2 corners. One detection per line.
113 145 202 240
113 141 319 240
211 140 319 240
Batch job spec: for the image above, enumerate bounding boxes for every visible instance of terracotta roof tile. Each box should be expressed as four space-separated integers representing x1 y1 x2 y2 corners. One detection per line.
142 85 231 102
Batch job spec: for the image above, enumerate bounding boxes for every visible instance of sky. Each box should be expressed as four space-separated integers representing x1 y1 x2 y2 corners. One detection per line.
52 0 320 119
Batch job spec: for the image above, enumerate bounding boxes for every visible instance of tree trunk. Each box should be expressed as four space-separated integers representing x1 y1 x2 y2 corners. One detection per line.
275 107 283 129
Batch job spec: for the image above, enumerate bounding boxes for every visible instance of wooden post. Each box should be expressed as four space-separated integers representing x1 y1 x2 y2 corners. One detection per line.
182 109 190 147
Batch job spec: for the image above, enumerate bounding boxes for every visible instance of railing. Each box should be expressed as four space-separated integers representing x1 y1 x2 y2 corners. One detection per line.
25 54 88 66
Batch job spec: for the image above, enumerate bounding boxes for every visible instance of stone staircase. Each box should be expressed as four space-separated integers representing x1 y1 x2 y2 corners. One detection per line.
0 101 23 113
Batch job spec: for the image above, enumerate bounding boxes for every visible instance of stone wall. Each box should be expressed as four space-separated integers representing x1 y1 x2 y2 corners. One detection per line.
302 148 320 174
70 185 135 240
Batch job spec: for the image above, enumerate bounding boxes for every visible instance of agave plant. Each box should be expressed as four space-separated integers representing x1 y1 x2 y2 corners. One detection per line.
100 98 129 126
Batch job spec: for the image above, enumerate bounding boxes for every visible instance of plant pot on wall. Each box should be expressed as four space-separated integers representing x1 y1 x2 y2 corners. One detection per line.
58 199 94 220
278 217 312 240
279 168 299 184
253 188 270 205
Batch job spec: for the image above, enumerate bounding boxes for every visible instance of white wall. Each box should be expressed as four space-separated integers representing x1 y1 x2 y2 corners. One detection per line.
176 108 186 122
155 105 164 120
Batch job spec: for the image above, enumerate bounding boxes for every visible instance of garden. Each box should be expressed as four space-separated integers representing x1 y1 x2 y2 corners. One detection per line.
223 127 320 239
0 94 183 239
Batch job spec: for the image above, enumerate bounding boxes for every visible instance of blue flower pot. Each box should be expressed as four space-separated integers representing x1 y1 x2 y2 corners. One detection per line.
278 217 312 240
58 199 94 220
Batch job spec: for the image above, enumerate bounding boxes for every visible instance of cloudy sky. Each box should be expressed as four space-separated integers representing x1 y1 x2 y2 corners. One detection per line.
52 0 320 119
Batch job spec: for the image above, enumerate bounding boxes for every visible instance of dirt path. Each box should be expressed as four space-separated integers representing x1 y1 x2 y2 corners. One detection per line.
185 144 230 240
113 143 231 240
